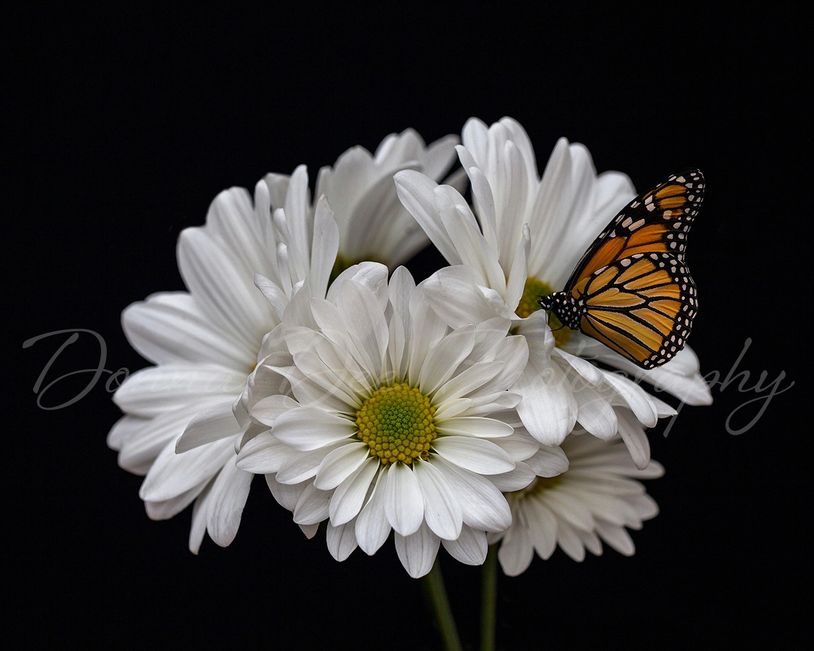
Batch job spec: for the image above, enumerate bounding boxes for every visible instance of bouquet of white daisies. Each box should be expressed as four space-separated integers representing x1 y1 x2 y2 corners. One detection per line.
109 117 711 650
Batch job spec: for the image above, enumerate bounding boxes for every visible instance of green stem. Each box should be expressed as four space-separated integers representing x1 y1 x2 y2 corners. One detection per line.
421 558 463 651
480 545 498 651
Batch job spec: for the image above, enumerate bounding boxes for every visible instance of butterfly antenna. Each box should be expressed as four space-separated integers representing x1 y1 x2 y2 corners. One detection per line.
540 307 564 332
541 307 552 328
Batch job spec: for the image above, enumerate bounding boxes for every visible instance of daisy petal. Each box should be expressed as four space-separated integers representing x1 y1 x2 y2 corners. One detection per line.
579 529 604 557
189 487 210 554
442 527 488 565
432 361 505 404
489 463 536 492
433 436 514 475
272 408 355 451
574 385 618 440
107 415 146 451
525 499 558 559
145 484 203 521
524 446 569 478
394 522 440 579
630 493 660 520
276 447 336 485
514 365 577 446
355 472 391 555
114 366 245 417
236 433 291 474
423 134 460 180
420 266 505 329
567 335 712 405
556 520 586 562
314 442 370 491
326 521 358 562
309 196 340 299
177 227 271 351
418 327 475 394
383 463 424 536
118 406 199 475
600 371 658 427
139 437 235 502
299 523 320 539
293 483 331 525
437 416 514 439
617 409 651 469
329 458 378 526
394 171 461 265
498 432 542 463
122 292 252 368
435 460 511 531
596 520 635 556
205 457 253 547
265 475 308 511
498 524 534 576
414 461 462 540
176 399 242 452
252 394 300 427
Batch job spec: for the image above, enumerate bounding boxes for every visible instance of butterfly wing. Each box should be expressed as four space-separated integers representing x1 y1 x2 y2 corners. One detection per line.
555 170 705 368
563 169 705 298
575 252 698 369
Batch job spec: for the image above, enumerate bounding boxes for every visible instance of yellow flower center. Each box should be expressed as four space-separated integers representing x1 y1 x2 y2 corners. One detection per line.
355 382 437 465
515 276 572 348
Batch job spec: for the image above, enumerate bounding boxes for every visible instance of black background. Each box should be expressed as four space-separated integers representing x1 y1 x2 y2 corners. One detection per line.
9 5 810 649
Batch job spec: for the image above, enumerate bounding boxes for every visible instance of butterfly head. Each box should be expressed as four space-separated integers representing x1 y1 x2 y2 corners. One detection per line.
537 291 581 330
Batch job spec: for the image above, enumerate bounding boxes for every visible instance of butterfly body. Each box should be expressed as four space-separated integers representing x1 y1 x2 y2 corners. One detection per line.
538 290 582 330
538 170 704 369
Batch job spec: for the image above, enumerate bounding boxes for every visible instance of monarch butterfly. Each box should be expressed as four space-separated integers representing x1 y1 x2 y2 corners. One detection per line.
538 170 704 369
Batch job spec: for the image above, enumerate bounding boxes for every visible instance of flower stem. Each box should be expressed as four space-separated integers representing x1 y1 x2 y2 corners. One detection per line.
480 545 498 651
421 558 463 651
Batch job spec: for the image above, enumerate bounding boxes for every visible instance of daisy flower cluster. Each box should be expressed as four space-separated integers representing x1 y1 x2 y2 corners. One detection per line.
109 118 710 578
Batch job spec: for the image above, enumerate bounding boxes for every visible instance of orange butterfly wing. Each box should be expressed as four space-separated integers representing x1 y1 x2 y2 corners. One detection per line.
562 170 704 369
566 170 704 294
577 252 697 368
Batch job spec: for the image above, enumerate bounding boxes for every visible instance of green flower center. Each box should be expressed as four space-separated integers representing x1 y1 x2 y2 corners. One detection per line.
355 382 437 465
515 276 572 348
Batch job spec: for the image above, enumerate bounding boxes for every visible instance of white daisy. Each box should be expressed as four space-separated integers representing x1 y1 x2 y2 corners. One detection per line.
237 264 562 578
496 433 663 576
311 129 461 273
394 116 711 460
108 128 457 552
108 181 339 552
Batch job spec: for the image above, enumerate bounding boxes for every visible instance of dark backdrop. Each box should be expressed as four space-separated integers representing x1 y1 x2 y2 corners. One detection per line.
9 5 809 649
